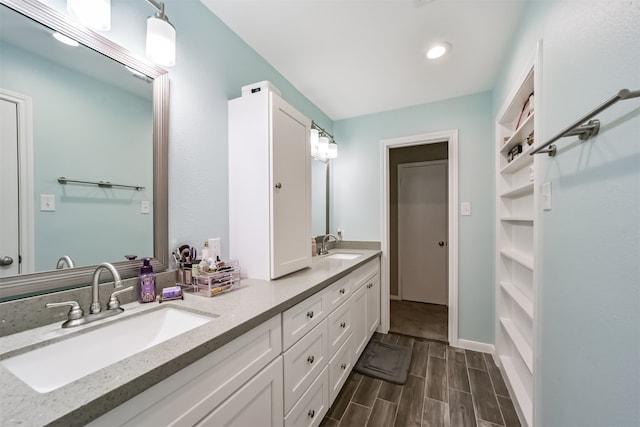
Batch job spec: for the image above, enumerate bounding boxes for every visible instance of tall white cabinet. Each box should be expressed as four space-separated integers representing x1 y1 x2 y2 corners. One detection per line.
495 48 540 427
229 84 312 280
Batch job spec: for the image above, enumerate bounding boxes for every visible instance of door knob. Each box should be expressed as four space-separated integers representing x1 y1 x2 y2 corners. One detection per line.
438 241 445 247
0 256 13 266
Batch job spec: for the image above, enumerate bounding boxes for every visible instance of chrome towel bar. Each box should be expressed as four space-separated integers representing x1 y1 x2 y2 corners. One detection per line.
531 88 640 157
57 177 145 191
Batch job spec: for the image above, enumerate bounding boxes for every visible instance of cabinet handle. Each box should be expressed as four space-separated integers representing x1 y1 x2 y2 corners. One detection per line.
341 363 347 370
275 182 282 189
0 256 13 266
308 409 315 418
306 310 314 319
439 241 445 247
340 322 346 328
307 355 315 364
339 288 345 294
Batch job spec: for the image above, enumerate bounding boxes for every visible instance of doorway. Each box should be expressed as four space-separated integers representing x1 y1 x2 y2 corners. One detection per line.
0 88 34 277
380 130 459 346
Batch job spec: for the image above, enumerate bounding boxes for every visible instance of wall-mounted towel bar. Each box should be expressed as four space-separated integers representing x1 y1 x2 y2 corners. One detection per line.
57 177 145 191
531 88 640 157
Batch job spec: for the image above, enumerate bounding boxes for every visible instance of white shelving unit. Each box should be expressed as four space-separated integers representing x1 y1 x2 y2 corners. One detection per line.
495 47 540 427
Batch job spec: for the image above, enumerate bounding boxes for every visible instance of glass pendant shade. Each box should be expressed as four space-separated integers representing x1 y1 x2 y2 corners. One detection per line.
146 15 176 67
327 141 338 159
310 129 319 157
67 0 111 31
318 136 329 159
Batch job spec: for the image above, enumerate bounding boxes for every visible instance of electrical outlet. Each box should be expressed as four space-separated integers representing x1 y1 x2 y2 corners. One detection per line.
208 238 221 259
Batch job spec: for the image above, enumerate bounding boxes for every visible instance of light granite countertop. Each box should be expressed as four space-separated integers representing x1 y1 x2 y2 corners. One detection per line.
0 249 380 426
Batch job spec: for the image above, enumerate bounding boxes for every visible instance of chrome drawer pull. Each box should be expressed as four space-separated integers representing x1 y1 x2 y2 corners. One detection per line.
306 310 314 319
340 322 346 328
339 288 345 294
307 355 315 364
341 363 347 370
308 409 315 418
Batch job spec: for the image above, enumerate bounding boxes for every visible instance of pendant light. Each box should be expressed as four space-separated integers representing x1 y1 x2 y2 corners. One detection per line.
67 0 111 31
146 0 176 67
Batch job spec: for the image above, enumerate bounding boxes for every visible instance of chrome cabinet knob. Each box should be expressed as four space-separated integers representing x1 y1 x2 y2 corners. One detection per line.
308 410 315 418
0 256 13 266
306 310 314 319
340 322 346 328
341 363 347 370
307 355 315 364
275 182 282 189
439 241 445 247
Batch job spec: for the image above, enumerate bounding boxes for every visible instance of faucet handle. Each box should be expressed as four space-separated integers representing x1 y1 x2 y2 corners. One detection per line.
107 286 133 310
46 301 84 320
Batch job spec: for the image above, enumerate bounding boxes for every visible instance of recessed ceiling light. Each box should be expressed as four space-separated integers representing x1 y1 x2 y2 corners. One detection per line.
52 32 80 47
426 42 451 60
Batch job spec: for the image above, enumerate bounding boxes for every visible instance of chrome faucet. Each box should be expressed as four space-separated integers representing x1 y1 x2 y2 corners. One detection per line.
320 234 339 256
46 262 132 328
55 255 75 269
91 262 123 314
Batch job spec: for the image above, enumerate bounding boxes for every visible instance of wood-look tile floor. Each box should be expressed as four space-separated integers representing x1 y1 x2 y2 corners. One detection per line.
321 333 521 427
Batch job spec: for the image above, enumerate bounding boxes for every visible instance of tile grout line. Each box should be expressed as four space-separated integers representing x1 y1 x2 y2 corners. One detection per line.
484 359 509 427
464 350 483 427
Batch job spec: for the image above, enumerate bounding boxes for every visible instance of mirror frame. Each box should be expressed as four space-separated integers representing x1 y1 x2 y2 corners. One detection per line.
0 0 169 300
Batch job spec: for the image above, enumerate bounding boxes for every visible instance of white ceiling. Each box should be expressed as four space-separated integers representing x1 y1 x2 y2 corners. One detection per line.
201 0 528 120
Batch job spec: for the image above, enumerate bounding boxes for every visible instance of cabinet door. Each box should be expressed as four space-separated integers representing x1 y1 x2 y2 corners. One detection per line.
351 285 368 360
327 298 352 359
270 93 311 279
197 357 283 427
366 273 381 338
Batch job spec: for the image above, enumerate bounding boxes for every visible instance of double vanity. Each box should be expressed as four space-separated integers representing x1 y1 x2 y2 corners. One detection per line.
0 249 381 426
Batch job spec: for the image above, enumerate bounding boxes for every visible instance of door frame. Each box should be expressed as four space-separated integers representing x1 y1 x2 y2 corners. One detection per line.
397 159 448 303
0 88 35 274
380 129 458 346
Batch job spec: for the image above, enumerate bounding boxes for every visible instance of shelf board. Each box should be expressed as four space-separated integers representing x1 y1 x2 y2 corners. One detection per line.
500 281 534 319
499 355 533 427
501 217 534 223
500 249 534 271
501 144 534 174
500 317 533 373
501 182 534 199
500 114 534 155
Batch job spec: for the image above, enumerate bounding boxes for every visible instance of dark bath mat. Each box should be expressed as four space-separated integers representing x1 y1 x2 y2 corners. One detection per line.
354 340 412 384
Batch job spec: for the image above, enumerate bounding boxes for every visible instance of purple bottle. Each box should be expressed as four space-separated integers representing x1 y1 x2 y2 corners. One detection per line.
137 258 156 303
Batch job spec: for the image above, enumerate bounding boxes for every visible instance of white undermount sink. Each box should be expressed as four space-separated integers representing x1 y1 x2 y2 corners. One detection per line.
1 306 216 393
326 252 362 260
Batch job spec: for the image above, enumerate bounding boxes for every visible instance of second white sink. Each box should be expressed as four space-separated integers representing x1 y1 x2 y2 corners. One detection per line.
1 306 216 393
326 252 362 260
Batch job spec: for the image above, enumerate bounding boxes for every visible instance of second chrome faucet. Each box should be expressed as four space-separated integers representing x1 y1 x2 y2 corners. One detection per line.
46 262 133 328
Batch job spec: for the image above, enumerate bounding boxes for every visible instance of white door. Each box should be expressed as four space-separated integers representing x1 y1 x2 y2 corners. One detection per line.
270 93 311 278
0 98 20 277
398 160 448 305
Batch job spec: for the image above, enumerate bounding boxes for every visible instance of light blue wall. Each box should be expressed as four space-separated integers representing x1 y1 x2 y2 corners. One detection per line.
2 43 153 270
493 1 640 425
332 92 495 344
38 0 333 258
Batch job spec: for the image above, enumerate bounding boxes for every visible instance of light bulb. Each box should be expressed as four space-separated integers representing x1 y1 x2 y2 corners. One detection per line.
426 42 451 60
310 129 319 157
146 15 176 67
67 0 111 31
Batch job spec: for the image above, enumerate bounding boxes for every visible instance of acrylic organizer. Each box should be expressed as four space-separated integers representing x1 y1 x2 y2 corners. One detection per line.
182 259 241 297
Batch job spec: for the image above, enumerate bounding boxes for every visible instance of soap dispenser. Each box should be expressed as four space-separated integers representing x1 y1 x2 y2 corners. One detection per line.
137 258 156 303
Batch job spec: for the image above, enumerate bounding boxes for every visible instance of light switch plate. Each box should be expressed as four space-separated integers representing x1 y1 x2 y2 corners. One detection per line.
542 182 552 211
208 238 221 259
140 200 151 214
461 202 471 216
40 194 55 211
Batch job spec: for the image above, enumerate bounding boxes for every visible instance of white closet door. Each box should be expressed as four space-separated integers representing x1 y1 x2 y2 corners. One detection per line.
0 99 20 277
398 160 448 305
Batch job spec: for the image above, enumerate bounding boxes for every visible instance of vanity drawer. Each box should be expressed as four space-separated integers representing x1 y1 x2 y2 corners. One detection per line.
283 319 328 413
282 289 328 350
328 336 353 406
327 298 352 359
350 258 380 291
284 366 329 427
323 275 351 312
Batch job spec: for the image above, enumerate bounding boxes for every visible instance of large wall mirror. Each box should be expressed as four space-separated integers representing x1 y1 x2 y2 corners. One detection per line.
311 159 330 237
0 0 169 300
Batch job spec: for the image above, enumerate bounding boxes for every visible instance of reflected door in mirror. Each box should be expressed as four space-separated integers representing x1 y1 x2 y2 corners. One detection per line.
0 98 20 277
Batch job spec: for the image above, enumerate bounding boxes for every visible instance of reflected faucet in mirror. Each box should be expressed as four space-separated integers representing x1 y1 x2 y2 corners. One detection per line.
320 234 339 256
55 256 75 270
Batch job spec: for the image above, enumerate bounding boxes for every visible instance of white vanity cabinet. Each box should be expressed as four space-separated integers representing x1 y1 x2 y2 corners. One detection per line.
348 260 381 360
228 85 312 280
89 315 283 427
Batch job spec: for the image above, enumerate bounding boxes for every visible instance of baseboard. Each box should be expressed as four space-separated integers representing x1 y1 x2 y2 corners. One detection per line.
390 294 400 301
456 339 495 354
